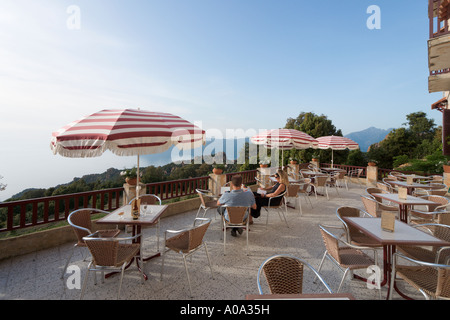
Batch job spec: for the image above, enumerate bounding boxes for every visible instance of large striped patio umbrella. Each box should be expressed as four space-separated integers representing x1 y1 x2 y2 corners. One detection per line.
250 129 318 166
316 135 359 168
50 109 205 194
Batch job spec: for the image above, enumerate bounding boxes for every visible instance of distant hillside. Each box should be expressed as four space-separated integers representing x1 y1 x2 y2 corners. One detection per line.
345 127 393 152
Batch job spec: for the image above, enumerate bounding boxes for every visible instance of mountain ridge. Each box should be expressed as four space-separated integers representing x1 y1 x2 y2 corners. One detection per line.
345 126 393 152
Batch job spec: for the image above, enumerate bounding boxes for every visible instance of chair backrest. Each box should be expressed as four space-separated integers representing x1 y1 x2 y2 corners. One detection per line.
360 195 379 217
319 226 341 264
366 187 386 203
138 194 162 205
189 218 212 251
411 223 450 263
315 175 328 186
376 182 391 192
336 206 364 241
257 254 332 294
84 237 119 267
287 184 300 197
422 195 449 211
68 209 96 244
267 191 287 208
196 189 208 207
225 206 249 224
429 183 447 190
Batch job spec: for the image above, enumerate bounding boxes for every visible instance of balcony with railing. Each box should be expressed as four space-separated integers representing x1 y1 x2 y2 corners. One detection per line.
428 0 450 92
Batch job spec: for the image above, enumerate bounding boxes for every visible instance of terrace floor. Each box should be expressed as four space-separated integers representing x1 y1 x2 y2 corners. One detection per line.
0 181 424 301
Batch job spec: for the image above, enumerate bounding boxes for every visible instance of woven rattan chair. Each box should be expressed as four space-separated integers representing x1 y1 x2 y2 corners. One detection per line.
347 168 363 186
80 232 143 299
312 175 334 200
129 194 162 251
316 225 381 298
377 182 393 193
257 254 333 294
417 195 450 212
397 223 450 264
296 179 314 209
408 209 450 226
285 183 303 216
360 195 398 218
61 208 120 279
160 218 213 297
389 252 450 300
335 170 348 190
196 189 219 219
383 178 398 193
221 206 251 255
413 183 448 197
262 191 289 228
365 187 389 203
336 206 382 248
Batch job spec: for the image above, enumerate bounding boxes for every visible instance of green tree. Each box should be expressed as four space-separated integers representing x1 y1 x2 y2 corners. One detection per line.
285 112 343 164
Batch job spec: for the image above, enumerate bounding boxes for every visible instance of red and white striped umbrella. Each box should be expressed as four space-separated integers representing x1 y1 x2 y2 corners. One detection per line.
316 135 359 167
250 129 318 165
50 109 205 192
51 109 205 157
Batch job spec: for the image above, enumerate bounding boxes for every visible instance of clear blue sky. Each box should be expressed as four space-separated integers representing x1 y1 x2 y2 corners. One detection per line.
0 0 444 200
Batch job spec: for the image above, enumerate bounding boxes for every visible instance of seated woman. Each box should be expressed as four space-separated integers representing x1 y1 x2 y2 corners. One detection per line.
251 169 289 218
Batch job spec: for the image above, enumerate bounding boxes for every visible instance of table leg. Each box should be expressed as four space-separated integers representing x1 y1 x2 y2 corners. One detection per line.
398 205 408 223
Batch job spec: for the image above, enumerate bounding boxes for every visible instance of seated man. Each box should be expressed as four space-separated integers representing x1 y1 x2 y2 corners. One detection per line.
217 175 257 237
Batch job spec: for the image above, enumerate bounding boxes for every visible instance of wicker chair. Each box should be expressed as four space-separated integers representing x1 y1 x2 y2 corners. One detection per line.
335 170 348 190
221 206 251 255
61 208 120 279
377 181 394 193
317 225 381 298
389 252 450 300
413 183 448 197
347 168 364 186
160 218 213 297
195 189 219 219
397 223 450 264
285 183 303 216
408 209 450 226
262 191 289 228
257 254 333 294
360 195 398 218
80 232 143 299
336 206 382 248
296 179 314 209
417 195 450 212
312 175 336 200
365 187 389 204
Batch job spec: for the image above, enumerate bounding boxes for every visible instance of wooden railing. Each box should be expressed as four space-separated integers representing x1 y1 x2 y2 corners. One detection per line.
0 171 258 233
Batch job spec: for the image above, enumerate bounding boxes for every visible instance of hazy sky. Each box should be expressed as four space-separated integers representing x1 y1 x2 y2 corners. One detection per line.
0 0 444 200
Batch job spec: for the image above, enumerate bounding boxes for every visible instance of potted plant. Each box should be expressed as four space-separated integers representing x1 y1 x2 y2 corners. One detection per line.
368 160 377 167
289 158 298 165
311 153 319 162
443 161 450 173
120 167 139 185
212 164 225 175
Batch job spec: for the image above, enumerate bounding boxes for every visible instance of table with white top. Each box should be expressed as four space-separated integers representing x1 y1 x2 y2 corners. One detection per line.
387 180 434 195
97 204 168 279
372 193 437 223
342 217 450 299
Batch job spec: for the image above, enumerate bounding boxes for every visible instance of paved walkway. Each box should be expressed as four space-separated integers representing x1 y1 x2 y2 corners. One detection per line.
0 182 423 301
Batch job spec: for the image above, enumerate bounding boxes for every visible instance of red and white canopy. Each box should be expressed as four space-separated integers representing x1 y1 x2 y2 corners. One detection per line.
316 136 359 151
50 109 205 158
250 129 318 150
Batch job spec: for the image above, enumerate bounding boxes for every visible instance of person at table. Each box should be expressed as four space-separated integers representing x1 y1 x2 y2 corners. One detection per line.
217 175 257 237
251 169 289 218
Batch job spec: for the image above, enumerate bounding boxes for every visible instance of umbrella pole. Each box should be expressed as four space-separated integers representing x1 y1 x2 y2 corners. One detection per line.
331 150 334 168
137 155 140 199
